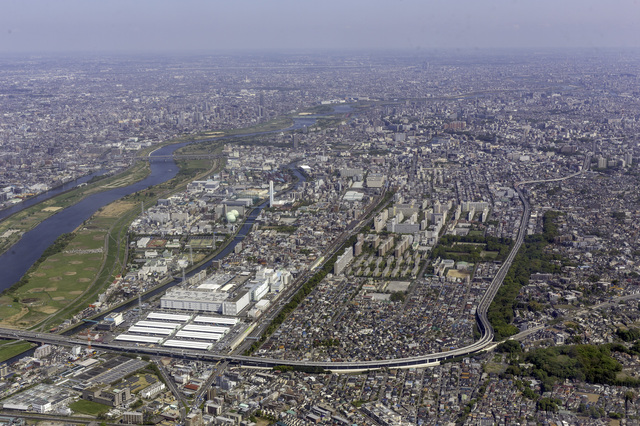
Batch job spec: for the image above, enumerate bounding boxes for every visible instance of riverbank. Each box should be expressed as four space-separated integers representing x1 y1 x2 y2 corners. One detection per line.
0 105 343 342
0 169 107 221
0 155 224 332
0 340 34 363
0 161 151 259
0 105 347 262
0 118 270 260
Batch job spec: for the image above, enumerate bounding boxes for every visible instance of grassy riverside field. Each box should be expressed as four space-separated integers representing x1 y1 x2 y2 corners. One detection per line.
0 340 35 363
167 104 345 148
0 155 222 332
0 161 151 257
165 115 293 145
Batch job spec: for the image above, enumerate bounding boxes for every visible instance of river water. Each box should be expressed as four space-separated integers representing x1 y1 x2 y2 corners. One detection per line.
0 141 192 290
0 114 323 291
0 170 108 222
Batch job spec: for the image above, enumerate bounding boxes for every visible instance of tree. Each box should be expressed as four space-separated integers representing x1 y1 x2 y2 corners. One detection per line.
537 397 561 412
390 292 405 302
625 391 635 415
497 340 522 354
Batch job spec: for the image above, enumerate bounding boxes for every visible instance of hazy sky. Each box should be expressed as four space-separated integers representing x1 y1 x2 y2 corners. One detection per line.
1 0 639 53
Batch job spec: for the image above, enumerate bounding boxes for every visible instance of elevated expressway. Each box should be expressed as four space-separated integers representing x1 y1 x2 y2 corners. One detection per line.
0 190 526 372
0 158 589 372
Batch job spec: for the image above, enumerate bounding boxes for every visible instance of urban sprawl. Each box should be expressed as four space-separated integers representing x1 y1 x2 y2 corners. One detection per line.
0 51 640 425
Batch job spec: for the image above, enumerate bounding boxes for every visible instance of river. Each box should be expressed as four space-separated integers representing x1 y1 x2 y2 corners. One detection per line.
0 170 107 222
0 115 322 291
0 141 192 290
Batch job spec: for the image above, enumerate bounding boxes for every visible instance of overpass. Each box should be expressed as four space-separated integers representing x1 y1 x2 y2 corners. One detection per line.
0 184 523 372
0 157 589 372
0 184 528 372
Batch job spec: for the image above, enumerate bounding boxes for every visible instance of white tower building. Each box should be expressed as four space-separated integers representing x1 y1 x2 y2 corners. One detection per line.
269 180 274 207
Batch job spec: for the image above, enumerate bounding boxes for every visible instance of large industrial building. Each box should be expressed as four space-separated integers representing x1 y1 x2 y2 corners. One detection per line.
160 289 250 315
114 268 292 351
114 312 233 351
221 291 251 316
250 280 269 302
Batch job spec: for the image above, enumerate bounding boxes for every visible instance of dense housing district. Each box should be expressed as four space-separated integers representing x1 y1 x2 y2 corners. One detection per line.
1 51 640 424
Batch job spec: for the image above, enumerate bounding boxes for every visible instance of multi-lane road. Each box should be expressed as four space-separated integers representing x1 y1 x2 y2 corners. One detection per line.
0 157 590 372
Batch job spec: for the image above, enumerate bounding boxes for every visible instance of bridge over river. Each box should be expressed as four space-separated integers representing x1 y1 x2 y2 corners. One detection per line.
133 153 225 162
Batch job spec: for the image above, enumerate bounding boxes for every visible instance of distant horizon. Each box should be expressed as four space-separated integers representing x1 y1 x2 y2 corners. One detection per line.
2 0 639 54
1 46 640 58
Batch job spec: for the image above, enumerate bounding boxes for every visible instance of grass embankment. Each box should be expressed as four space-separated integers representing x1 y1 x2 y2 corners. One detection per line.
0 204 139 330
174 105 352 155
0 154 222 332
169 115 295 145
0 340 34 362
173 104 349 147
0 136 205 258
0 162 150 257
312 116 344 130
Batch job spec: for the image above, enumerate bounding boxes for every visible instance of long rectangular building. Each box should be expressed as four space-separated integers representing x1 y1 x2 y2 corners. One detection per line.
146 312 191 322
115 334 163 344
128 326 173 336
175 330 222 341
163 340 212 350
193 316 237 326
182 325 229 335
135 321 180 329
222 290 250 316
334 247 354 275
